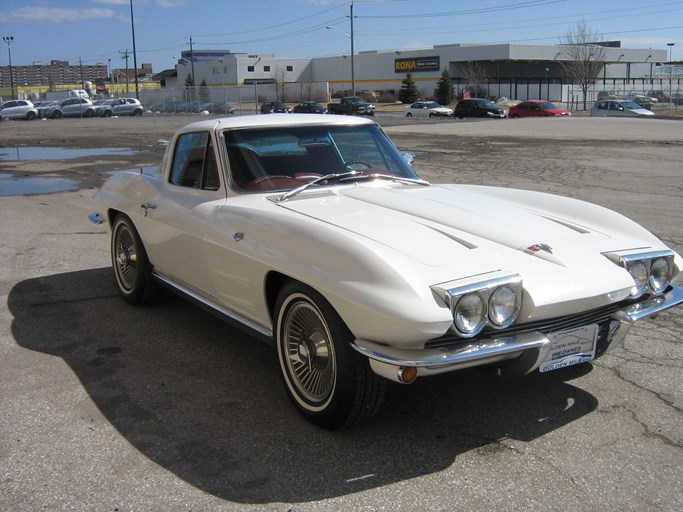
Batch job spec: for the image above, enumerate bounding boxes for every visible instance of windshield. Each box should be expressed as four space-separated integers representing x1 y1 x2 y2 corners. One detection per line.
424 101 443 109
224 123 419 192
622 101 641 109
540 102 559 110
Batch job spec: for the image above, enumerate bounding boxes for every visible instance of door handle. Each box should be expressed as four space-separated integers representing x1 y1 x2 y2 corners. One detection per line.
141 203 157 216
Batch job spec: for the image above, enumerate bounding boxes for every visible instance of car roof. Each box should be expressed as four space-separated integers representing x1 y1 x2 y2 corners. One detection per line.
179 113 376 134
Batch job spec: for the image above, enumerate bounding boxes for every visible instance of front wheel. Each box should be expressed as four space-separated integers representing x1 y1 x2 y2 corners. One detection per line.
274 281 385 429
111 214 164 305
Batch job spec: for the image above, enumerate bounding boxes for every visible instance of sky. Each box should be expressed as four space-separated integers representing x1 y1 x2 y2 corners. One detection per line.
1 0 682 73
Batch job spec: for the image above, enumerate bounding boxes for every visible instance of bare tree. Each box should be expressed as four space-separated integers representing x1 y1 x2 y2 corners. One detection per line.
274 66 287 101
460 62 488 98
558 21 606 111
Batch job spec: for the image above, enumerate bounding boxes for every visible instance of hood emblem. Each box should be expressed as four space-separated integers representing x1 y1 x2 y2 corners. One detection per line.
526 243 553 254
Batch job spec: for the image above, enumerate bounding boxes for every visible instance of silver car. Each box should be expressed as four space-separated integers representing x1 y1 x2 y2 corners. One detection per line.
44 97 97 118
97 98 144 117
590 99 655 118
0 99 38 120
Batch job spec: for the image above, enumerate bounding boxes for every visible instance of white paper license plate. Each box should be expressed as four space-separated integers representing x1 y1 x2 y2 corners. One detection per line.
539 324 599 373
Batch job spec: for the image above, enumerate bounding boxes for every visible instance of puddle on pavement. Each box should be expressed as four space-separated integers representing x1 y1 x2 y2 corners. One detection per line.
0 166 160 196
0 146 139 161
0 173 79 196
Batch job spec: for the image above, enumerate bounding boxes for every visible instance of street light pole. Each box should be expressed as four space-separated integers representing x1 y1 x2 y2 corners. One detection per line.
350 0 355 96
667 43 674 116
326 9 355 96
129 0 139 99
3 36 14 100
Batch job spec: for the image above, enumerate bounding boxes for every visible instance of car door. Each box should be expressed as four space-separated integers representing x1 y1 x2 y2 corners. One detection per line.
110 99 126 115
138 130 225 295
1 101 18 118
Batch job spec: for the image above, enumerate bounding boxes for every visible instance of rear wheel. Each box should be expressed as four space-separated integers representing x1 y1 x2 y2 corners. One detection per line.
111 214 164 306
274 281 385 429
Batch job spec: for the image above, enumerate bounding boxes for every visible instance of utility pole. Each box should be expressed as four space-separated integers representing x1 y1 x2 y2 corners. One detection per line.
3 36 14 100
129 0 139 99
120 49 130 95
79 57 84 90
189 36 196 85
350 1 355 96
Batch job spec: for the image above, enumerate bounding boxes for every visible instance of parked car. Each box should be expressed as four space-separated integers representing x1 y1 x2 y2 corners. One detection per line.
0 99 38 120
404 101 453 118
590 99 655 118
36 101 60 118
207 102 236 115
89 114 683 429
42 97 96 118
620 94 656 109
292 101 327 114
453 98 506 119
260 101 290 114
509 100 572 118
327 96 375 116
96 98 144 117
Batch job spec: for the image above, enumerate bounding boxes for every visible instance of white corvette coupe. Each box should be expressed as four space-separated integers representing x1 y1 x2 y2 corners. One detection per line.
90 114 683 429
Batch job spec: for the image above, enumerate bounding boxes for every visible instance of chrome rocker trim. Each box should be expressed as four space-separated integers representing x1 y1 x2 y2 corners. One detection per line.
353 284 683 382
153 271 273 341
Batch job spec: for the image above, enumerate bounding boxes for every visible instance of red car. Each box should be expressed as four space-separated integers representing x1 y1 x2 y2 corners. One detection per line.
509 100 571 118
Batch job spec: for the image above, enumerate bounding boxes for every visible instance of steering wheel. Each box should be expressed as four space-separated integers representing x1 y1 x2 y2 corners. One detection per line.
344 161 372 170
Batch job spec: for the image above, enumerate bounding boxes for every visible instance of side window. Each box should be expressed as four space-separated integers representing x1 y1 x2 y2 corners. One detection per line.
169 132 220 190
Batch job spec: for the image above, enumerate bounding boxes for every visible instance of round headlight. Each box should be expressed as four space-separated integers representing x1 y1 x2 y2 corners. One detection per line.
649 257 671 293
454 293 486 336
488 285 519 328
628 260 648 288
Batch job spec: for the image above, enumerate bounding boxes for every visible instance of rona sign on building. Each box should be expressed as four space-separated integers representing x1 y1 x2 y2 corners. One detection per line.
394 56 440 73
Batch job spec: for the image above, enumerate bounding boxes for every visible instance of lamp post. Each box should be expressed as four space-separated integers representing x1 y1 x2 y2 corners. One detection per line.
3 36 14 100
129 0 139 99
667 43 674 116
326 1 355 96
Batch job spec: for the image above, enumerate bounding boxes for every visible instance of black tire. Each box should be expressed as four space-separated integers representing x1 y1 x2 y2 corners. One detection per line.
84 109 95 118
103 110 112 118
26 111 36 120
274 281 385 429
134 109 143 116
52 111 62 119
406 113 413 117
111 214 164 306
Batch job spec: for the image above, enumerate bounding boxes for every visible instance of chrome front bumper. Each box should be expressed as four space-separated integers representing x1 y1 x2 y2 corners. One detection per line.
353 284 683 382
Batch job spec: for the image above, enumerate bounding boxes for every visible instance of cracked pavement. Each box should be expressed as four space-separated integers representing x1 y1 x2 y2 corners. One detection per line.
1 115 682 511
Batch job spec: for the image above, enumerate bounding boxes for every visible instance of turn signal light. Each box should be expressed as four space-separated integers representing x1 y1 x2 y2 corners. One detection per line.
398 366 418 384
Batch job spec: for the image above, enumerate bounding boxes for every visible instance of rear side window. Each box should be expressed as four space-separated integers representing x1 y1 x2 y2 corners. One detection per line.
169 132 220 190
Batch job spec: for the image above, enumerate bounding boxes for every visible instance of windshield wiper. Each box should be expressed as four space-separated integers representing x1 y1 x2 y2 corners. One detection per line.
279 171 429 202
339 173 430 187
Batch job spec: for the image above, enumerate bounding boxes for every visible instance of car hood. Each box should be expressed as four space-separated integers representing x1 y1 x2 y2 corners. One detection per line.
277 182 661 271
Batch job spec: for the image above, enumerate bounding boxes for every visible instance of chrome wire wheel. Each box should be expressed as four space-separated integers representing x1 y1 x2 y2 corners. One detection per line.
274 281 386 428
113 223 138 293
110 214 162 306
281 296 336 407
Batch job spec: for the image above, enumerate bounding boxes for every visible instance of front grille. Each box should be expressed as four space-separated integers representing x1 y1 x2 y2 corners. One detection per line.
425 299 639 355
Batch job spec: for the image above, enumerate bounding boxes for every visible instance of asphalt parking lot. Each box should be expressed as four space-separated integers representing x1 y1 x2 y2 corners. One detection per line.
1 114 682 511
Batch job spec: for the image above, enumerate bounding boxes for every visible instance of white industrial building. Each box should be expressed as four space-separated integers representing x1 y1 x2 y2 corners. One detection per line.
164 42 671 104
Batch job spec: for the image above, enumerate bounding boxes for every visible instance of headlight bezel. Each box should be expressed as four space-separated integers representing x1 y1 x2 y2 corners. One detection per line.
604 249 675 297
432 272 523 338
